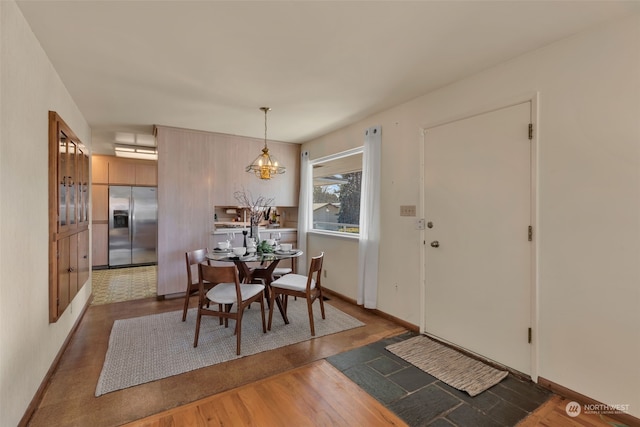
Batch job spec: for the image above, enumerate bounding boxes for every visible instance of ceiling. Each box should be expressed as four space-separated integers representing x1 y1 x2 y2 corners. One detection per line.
17 1 639 155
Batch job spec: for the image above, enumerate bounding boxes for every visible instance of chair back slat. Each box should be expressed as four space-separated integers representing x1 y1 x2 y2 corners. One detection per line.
186 248 209 285
198 264 243 304
307 252 324 292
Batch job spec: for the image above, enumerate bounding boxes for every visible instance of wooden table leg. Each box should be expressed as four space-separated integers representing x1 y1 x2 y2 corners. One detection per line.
241 260 289 325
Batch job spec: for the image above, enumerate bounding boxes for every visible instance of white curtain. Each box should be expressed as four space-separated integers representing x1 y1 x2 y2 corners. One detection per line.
357 126 381 308
297 150 312 271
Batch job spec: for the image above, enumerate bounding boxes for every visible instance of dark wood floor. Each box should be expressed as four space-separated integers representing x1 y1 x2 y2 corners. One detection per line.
27 294 406 426
26 293 623 427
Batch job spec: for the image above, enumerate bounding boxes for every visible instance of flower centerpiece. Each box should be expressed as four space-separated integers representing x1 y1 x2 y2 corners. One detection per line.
233 189 274 242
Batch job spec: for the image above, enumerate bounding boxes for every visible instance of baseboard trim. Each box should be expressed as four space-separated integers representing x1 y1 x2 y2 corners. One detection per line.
538 376 639 426
322 288 420 333
322 287 357 305
19 295 93 427
370 308 420 333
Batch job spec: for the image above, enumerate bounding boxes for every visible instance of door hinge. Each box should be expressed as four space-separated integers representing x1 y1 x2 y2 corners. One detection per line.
528 123 533 140
528 327 532 344
528 225 533 241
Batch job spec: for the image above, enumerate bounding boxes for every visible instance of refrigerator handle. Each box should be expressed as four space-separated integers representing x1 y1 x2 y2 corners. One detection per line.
130 196 134 243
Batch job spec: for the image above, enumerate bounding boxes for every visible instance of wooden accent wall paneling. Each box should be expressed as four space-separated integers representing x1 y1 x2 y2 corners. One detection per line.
155 126 300 296
156 128 216 296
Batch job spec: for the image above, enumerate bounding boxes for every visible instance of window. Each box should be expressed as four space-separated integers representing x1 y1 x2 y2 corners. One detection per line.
311 149 363 234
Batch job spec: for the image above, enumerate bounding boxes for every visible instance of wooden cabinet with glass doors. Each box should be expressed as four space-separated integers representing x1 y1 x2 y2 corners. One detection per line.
49 111 90 322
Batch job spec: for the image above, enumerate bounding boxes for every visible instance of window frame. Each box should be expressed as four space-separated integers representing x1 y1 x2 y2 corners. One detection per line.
308 146 363 239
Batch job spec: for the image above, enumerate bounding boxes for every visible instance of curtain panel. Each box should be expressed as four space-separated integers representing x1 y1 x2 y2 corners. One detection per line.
297 150 312 271
357 126 381 308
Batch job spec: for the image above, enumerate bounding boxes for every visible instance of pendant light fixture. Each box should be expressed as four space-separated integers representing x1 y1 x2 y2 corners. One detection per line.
246 107 285 180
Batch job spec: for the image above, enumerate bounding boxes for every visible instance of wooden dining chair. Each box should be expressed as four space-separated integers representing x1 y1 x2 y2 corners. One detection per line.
194 264 266 355
268 252 325 336
182 248 212 321
272 267 292 279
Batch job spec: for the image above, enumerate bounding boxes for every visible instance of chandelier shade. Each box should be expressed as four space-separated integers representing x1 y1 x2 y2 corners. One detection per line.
246 107 286 180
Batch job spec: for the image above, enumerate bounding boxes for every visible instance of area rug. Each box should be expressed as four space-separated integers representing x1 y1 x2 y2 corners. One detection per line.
95 299 364 396
385 335 508 397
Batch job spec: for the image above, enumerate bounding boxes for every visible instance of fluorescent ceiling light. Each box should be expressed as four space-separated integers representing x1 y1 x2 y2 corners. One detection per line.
114 144 157 160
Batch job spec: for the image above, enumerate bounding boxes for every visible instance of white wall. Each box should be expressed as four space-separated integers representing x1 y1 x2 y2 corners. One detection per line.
0 2 92 425
302 14 640 417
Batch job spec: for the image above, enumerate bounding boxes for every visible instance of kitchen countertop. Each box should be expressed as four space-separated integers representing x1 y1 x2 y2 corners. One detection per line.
211 227 297 235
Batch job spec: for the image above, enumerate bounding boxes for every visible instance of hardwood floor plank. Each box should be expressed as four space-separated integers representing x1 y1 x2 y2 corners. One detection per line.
517 395 625 427
26 293 405 426
25 268 627 427
123 360 407 427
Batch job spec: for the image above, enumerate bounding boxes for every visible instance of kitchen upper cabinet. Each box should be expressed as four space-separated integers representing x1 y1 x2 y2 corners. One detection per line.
135 162 157 186
91 155 157 186
108 158 136 185
92 155 109 184
57 128 86 233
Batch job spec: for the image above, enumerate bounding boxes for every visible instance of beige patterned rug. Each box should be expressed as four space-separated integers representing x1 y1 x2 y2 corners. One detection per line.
386 335 508 396
95 299 364 396
92 266 157 305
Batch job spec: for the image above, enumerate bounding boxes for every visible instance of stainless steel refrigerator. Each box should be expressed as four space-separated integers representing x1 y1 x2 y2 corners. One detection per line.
109 186 158 267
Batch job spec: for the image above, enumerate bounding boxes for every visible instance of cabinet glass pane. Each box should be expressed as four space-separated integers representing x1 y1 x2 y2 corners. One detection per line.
58 131 68 227
68 141 77 225
84 153 90 223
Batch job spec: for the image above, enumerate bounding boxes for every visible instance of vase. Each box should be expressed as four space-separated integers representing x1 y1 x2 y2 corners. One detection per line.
250 224 259 242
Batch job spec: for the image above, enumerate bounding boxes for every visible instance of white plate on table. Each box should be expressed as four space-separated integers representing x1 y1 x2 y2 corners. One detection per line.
275 249 298 255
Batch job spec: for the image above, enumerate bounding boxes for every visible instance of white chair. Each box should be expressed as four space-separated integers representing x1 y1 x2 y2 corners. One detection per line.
268 253 325 336
272 267 292 278
194 264 266 355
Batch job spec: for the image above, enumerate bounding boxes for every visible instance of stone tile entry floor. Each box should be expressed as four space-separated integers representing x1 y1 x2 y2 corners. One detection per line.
327 332 551 427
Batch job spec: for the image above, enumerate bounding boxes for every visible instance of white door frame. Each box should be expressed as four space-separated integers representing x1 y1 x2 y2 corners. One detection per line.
418 92 540 381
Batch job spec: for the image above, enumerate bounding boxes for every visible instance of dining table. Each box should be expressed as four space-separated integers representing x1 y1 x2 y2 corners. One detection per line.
206 248 303 325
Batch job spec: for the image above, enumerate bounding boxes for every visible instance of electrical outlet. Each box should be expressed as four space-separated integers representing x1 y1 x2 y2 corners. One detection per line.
324 269 327 278
400 205 416 217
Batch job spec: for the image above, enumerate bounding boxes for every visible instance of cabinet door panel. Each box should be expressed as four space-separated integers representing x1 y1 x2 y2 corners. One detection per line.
57 237 70 316
109 159 136 184
69 235 78 300
92 184 109 222
92 224 109 267
135 163 157 186
77 230 90 289
92 155 109 184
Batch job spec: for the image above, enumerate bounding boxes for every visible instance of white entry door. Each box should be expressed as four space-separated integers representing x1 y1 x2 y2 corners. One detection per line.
424 102 532 375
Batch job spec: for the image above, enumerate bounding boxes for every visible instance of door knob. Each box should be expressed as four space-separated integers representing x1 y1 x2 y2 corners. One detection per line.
430 241 440 248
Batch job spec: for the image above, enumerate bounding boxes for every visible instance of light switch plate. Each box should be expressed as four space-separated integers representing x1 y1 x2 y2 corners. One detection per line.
400 205 416 217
